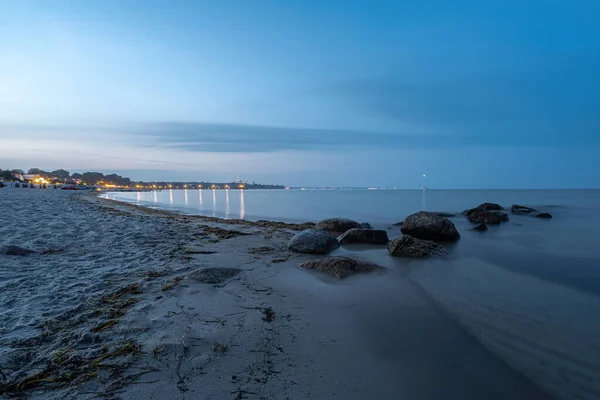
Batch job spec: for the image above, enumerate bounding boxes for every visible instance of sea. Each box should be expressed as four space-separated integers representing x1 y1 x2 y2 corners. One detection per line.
103 188 600 399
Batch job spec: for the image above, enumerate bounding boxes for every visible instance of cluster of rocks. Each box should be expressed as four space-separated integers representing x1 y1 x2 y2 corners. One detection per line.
287 214 460 278
463 203 553 232
287 202 554 278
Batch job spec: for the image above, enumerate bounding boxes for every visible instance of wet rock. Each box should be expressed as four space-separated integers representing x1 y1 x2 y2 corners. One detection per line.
511 205 536 214
472 223 488 232
468 211 509 224
288 229 340 254
189 267 241 284
315 218 361 235
337 228 389 245
535 213 553 219
1 245 35 256
360 222 373 230
300 256 383 279
387 235 447 258
400 211 460 242
465 203 504 216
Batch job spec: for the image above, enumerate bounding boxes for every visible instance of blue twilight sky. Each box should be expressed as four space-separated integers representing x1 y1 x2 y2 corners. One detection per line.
1 0 599 188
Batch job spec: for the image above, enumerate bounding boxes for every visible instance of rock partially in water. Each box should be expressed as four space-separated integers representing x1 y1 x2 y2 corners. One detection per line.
468 211 509 225
288 229 341 254
400 211 460 242
360 222 373 230
465 203 504 216
189 267 241 284
300 256 383 279
511 205 536 215
1 245 35 256
337 228 389 245
472 223 488 232
387 235 447 258
535 213 553 219
315 218 361 235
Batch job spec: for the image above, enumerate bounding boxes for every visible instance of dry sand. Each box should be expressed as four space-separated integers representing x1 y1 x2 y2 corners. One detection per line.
0 189 555 399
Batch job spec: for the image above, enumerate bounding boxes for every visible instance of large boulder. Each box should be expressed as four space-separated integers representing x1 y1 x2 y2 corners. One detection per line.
468 211 509 224
400 211 460 242
300 256 383 279
1 245 35 256
511 205 536 215
337 228 389 245
315 218 361 235
288 229 340 254
387 235 447 258
465 203 504 216
360 222 373 230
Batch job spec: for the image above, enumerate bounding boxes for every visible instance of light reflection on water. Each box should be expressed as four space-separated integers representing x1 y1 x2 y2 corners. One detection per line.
184 189 188 205
225 189 230 219
212 189 216 217
198 189 203 206
240 189 245 219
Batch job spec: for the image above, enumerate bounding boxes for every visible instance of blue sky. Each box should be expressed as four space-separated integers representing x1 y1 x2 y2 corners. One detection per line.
0 0 598 188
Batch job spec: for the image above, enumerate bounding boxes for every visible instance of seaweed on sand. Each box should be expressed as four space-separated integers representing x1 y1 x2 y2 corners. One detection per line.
0 341 142 397
162 276 185 291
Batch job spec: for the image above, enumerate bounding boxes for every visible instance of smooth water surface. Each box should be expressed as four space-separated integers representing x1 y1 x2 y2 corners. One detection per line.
104 189 600 399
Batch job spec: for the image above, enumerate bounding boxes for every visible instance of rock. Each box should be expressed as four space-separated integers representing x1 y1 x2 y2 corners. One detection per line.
360 222 373 230
387 235 447 258
189 267 241 284
400 211 460 242
468 211 509 224
511 205 536 214
472 223 488 232
300 256 383 279
392 221 404 226
465 203 504 216
337 229 389 245
535 213 553 219
0 245 35 256
315 218 361 235
288 229 341 254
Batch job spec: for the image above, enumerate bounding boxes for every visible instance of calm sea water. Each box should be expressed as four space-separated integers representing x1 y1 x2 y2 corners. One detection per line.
103 189 600 399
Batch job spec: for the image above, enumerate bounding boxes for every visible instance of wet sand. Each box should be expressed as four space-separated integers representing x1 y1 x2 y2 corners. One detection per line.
0 188 578 399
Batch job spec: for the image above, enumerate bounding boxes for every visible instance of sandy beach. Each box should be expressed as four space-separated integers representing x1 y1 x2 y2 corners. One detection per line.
1 188 592 399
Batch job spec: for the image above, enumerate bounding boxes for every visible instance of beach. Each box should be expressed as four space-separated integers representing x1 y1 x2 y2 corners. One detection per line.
2 189 600 399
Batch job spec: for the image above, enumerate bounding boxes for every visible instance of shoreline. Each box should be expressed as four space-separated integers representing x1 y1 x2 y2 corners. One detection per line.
3 189 594 399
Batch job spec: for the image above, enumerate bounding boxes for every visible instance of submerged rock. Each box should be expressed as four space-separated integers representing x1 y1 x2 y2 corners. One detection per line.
315 218 361 235
400 211 460 242
535 213 553 219
189 267 241 284
288 229 340 254
472 223 488 232
387 235 447 258
465 203 504 216
0 245 35 256
300 256 383 279
337 228 389 245
511 205 536 215
468 211 509 225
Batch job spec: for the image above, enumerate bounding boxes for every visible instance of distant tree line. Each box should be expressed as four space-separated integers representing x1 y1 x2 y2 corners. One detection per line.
1 168 284 189
0 168 131 186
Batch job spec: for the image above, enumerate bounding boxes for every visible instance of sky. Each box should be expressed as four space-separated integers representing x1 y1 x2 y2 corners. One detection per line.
0 0 599 188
